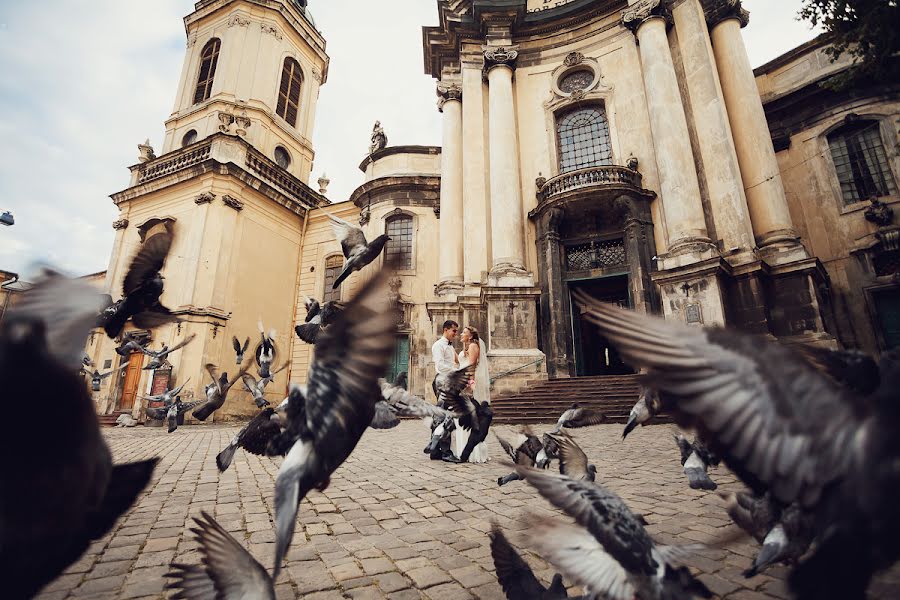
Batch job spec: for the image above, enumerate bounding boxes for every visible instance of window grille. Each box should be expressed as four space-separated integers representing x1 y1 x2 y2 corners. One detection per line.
828 121 896 205
557 106 612 173
385 215 414 270
565 239 625 271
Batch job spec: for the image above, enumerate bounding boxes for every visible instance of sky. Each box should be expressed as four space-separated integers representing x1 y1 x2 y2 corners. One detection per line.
0 0 821 278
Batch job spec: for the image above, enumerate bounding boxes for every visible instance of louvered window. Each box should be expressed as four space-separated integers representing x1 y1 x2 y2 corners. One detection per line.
193 39 221 104
323 255 343 302
828 120 896 205
277 58 303 127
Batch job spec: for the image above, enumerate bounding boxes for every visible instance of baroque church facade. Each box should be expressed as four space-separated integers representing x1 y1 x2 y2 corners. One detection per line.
83 0 899 420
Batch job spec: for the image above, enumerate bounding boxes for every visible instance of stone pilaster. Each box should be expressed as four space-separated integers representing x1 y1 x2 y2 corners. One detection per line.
462 62 491 286
436 81 464 295
535 208 572 378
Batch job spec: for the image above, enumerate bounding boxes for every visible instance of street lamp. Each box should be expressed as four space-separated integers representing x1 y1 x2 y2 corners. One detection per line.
0 211 13 226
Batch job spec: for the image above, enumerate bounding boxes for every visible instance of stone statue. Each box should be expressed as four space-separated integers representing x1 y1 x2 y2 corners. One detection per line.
369 121 387 154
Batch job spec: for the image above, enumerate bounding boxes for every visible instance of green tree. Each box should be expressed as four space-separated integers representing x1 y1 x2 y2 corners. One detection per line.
798 0 900 88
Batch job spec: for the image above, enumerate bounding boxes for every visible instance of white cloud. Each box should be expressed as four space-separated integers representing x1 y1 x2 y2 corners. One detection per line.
0 0 820 277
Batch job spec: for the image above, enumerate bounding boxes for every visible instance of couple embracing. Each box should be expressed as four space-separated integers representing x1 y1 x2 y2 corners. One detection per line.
431 320 491 463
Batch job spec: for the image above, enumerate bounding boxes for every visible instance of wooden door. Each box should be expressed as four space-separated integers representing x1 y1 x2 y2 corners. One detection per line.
119 352 144 411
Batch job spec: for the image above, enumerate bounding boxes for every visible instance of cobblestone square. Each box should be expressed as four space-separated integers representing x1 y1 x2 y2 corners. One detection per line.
36 421 900 600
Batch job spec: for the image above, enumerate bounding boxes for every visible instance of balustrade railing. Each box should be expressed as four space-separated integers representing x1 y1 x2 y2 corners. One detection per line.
137 141 212 184
537 165 642 202
246 147 321 209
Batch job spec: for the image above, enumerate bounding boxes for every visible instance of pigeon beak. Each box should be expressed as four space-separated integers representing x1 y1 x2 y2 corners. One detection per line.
622 415 638 440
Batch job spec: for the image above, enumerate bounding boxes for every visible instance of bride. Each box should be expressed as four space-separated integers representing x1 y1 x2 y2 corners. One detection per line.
451 326 490 463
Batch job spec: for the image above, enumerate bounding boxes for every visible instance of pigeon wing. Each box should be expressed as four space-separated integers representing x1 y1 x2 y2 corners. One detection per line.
565 407 605 428
547 433 591 480
232 336 242 353
379 380 451 420
370 401 401 429
162 333 197 357
493 432 520 463
176 401 203 416
241 409 283 456
145 406 168 420
205 364 223 394
573 294 861 508
324 210 368 258
488 524 552 599
294 322 321 344
123 231 171 296
222 361 252 395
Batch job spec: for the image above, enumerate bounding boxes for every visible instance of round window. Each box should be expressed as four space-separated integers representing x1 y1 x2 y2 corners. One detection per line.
274 146 291 169
559 69 594 94
275 146 291 169
181 129 198 147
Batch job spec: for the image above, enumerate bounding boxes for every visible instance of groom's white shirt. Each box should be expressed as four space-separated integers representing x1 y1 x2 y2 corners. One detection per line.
431 337 455 376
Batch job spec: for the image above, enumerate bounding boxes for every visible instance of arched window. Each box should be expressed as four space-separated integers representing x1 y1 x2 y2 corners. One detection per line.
385 214 414 270
193 39 221 104
827 119 896 205
276 58 303 127
556 106 612 173
322 254 343 302
274 146 291 169
181 129 198 148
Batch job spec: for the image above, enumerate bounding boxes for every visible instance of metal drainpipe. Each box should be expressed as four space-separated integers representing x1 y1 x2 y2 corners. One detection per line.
0 272 20 324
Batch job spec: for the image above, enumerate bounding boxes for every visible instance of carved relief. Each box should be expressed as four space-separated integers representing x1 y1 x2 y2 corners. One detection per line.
312 67 323 83
359 204 371 226
112 218 129 230
194 192 215 205
621 0 671 33
227 14 251 27
865 197 894 227
218 112 235 134
483 46 519 77
701 0 750 28
436 82 462 112
563 51 584 66
260 23 283 40
234 112 251 137
222 195 244 211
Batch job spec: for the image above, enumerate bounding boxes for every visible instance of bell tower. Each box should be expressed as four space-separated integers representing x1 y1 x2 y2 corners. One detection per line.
161 0 328 182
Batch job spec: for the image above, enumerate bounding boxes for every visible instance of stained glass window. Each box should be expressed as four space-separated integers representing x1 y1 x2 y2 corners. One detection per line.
559 69 593 93
828 121 896 205
385 215 414 270
557 106 612 173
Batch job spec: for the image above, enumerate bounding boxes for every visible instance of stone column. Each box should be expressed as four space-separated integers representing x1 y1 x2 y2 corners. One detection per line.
461 63 491 284
436 82 464 294
535 208 572 378
617 195 657 316
707 0 803 257
623 2 713 255
484 47 527 275
671 0 754 258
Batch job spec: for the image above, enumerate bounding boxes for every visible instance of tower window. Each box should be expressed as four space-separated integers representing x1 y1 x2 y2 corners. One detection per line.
193 39 221 105
276 58 303 127
556 105 612 173
181 129 198 147
322 254 343 302
274 146 291 169
827 120 896 205
385 214 414 270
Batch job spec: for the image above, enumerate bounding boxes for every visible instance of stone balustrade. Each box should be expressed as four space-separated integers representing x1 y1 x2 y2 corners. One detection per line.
137 141 211 184
537 165 644 202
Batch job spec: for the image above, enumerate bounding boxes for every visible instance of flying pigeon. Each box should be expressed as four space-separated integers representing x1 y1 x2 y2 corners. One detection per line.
519 467 712 600
140 378 190 409
99 231 179 338
323 209 391 289
267 269 397 580
165 511 274 599
394 371 408 390
574 293 900 600
496 426 546 486
192 362 251 421
551 402 605 433
295 299 344 344
673 434 720 491
232 336 250 366
489 523 568 599
537 432 561 469
254 322 277 379
424 414 456 460
242 361 289 408
545 432 596 482
114 332 148 357
434 363 479 428
216 407 283 472
140 333 197 370
1 272 158 598
370 378 454 429
88 363 129 391
623 385 663 440
81 353 94 369
146 397 203 433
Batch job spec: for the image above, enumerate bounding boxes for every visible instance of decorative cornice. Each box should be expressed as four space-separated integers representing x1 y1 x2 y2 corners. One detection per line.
483 46 519 78
260 22 283 40
436 82 462 112
112 218 129 230
621 0 672 35
701 0 750 29
227 13 250 27
222 195 244 211
194 192 215 205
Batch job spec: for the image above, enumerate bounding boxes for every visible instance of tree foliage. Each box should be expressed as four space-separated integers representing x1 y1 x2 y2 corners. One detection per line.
798 0 900 88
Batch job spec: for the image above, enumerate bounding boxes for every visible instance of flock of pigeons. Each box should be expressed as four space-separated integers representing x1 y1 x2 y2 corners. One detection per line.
3 206 898 600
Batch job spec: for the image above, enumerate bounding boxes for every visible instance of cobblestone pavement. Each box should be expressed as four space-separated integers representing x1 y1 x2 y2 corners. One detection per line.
36 421 900 600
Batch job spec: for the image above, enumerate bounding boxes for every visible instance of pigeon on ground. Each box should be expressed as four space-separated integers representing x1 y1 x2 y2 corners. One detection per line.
146 397 203 433
545 432 596 482
370 379 454 429
574 293 900 600
1 272 158 598
674 434 720 491
551 402 605 433
115 413 138 427
140 333 197 370
267 269 397 579
323 209 391 289
295 298 344 344
232 336 250 366
114 332 148 357
165 511 274 599
489 523 569 599
537 432 561 469
519 467 712 600
88 363 129 391
622 385 663 440
496 427 546 486
254 322 277 379
424 414 456 460
193 362 252 421
242 361 289 408
99 231 179 338
216 408 283 472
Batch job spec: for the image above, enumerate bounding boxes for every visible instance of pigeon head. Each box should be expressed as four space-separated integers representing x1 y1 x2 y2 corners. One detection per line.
663 564 713 599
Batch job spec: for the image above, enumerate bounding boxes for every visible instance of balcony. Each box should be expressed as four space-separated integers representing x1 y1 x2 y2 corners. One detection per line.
536 165 644 203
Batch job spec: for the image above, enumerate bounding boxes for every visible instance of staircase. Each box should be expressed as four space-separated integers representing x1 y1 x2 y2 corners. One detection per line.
491 375 665 425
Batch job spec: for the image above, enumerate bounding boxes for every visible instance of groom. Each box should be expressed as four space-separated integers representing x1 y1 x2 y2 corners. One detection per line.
431 319 458 402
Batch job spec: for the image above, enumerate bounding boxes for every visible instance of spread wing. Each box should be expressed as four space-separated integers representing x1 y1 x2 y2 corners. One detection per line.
573 294 861 508
223 361 252 394
176 401 203 416
205 364 223 394
123 231 171 295
370 401 401 429
145 406 168 420
323 210 368 258
379 380 452 420
494 431 520 463
548 433 591 480
436 364 477 428
489 524 552 599
565 407 605 428
98 363 129 379
232 336 242 353
161 333 196 357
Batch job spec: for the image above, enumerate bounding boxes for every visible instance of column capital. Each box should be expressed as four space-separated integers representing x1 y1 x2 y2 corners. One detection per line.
482 46 518 79
436 81 462 112
622 0 672 35
702 0 749 28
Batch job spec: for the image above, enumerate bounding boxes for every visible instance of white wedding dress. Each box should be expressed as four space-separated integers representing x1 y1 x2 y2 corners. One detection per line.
451 340 490 463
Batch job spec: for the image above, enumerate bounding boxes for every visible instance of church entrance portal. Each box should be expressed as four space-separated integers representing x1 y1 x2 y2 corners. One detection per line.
569 275 633 376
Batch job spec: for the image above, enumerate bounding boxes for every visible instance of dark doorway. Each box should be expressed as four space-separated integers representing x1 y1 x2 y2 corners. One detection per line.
569 275 633 376
873 287 900 349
